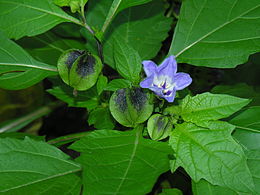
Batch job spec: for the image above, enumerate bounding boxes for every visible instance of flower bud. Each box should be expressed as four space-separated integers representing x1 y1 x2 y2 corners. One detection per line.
147 114 172 140
57 49 102 91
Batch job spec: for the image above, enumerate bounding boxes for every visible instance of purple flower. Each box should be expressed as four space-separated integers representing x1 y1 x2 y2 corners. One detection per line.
140 55 192 102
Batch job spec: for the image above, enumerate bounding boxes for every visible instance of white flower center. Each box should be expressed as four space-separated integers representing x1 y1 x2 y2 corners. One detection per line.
153 75 175 96
153 75 174 88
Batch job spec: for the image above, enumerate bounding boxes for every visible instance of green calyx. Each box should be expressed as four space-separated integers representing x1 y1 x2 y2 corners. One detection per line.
109 87 154 127
147 114 172 141
57 49 102 91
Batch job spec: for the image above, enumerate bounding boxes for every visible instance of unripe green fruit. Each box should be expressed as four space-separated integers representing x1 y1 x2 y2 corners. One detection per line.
57 49 102 91
109 87 154 127
147 114 172 141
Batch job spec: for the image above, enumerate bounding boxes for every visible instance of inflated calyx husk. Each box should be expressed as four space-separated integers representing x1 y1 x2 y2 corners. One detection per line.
147 114 172 140
109 87 154 127
57 49 102 91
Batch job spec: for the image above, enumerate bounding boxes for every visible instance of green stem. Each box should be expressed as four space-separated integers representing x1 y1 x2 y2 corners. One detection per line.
79 3 94 34
79 3 104 62
0 101 64 133
47 131 91 146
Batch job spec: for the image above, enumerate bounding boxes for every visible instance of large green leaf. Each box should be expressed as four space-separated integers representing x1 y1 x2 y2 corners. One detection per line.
96 75 108 95
114 40 142 83
192 180 237 195
231 107 260 194
169 0 260 68
169 121 255 193
47 84 98 110
0 32 57 90
104 79 131 91
180 93 250 123
211 83 260 106
0 0 82 40
88 107 115 129
0 137 81 194
70 128 171 195
231 106 260 136
246 150 260 195
17 31 85 65
86 0 172 68
101 0 152 33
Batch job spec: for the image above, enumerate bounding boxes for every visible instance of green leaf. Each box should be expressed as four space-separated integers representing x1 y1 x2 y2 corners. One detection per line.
0 0 82 40
169 0 260 68
101 0 152 33
0 137 81 194
47 131 90 147
246 149 260 195
17 31 85 65
70 128 171 195
54 0 89 13
211 83 260 106
116 0 152 12
169 121 255 193
109 87 153 127
231 106 260 134
86 0 172 68
53 23 82 38
192 180 237 195
96 75 108 95
0 133 45 142
53 0 71 7
231 107 260 194
180 93 250 123
114 40 142 83
88 107 115 129
54 0 81 13
104 79 131 91
0 32 57 90
47 84 98 109
160 188 183 195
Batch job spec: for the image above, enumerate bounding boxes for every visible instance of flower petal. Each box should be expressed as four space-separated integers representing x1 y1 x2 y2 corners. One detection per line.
140 75 154 88
173 73 192 90
164 90 176 103
158 55 177 76
142 60 158 77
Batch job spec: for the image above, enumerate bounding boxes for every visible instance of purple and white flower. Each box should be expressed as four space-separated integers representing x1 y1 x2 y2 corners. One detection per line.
140 55 192 102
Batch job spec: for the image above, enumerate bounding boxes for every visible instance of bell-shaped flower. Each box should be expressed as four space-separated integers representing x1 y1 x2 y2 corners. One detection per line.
140 55 192 102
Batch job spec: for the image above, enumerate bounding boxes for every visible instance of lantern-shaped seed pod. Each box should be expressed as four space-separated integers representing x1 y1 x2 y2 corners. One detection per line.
109 87 153 127
57 49 102 91
147 114 172 141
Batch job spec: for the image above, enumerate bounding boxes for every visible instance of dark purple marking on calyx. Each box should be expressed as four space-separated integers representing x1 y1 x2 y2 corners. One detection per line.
157 116 167 132
129 87 147 112
114 89 127 112
65 50 84 69
76 53 96 77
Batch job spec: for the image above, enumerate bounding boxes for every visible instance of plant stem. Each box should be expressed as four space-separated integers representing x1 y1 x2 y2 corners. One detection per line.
80 3 94 34
79 3 104 63
47 131 91 146
0 101 64 133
